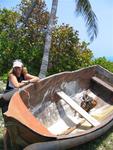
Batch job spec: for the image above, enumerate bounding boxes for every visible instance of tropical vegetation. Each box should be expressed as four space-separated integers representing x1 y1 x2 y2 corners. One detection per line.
23 0 98 78
0 0 113 149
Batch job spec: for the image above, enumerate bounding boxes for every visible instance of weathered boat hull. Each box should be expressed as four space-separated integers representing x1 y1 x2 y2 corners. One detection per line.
24 117 113 150
3 65 113 149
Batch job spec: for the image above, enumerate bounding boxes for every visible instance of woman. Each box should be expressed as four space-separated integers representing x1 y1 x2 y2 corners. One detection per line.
6 59 39 92
2 59 40 150
2 59 40 113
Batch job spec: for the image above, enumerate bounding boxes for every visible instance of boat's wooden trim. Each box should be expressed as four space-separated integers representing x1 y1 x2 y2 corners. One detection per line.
92 76 113 92
57 91 100 127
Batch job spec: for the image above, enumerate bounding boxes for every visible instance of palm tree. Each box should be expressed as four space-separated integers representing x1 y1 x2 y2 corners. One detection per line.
39 0 58 78
23 0 98 78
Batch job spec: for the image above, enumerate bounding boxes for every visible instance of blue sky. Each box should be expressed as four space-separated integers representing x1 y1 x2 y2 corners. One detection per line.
0 0 113 59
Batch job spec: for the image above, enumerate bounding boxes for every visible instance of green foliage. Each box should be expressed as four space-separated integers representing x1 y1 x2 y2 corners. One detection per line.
0 2 112 80
0 73 7 83
0 9 20 72
0 5 94 78
92 57 113 73
48 24 93 75
0 0 49 76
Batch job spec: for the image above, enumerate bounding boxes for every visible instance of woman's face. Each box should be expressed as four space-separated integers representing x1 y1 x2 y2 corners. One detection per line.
13 67 22 77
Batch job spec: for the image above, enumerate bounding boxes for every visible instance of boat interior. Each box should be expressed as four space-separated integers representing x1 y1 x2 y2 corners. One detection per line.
23 66 113 136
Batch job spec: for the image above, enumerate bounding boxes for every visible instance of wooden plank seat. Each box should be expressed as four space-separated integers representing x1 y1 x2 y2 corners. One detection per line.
57 91 100 127
91 76 113 92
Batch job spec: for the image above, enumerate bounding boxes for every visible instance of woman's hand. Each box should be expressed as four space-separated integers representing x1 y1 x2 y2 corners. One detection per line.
30 77 40 83
25 74 40 83
22 80 30 84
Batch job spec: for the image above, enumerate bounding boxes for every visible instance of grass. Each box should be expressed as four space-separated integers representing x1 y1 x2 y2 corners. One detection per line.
0 109 12 150
0 109 4 150
0 109 113 150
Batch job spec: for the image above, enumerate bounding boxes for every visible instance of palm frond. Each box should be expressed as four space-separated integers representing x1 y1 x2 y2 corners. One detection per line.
75 0 98 41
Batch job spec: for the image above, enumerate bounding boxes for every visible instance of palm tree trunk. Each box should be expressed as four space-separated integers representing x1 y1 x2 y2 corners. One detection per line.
39 0 58 78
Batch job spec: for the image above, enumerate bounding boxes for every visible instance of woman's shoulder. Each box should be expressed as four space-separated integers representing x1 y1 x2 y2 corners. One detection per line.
8 73 16 79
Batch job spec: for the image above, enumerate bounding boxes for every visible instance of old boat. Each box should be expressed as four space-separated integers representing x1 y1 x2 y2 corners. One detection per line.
3 65 113 150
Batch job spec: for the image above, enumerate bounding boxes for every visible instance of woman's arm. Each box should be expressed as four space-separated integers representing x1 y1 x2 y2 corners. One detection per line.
24 73 40 83
9 74 27 88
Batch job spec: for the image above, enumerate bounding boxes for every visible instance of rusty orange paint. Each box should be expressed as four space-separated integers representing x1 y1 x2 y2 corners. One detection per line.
5 92 54 137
